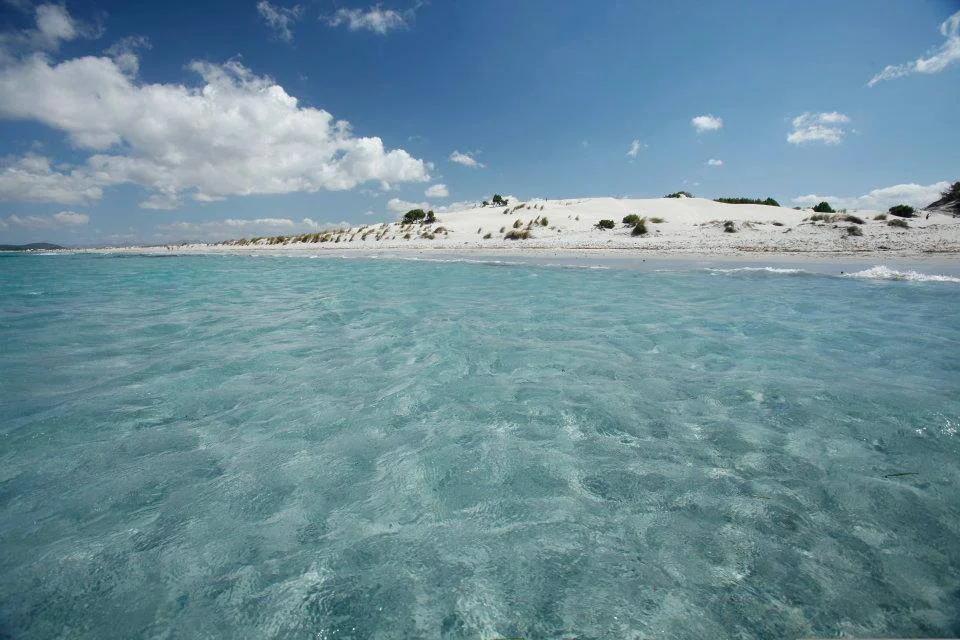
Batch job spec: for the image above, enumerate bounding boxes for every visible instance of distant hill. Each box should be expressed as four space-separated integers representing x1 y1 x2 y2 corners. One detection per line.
924 181 960 217
0 243 64 251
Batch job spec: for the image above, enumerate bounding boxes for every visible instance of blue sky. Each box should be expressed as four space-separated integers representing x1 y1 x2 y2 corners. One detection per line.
0 0 958 245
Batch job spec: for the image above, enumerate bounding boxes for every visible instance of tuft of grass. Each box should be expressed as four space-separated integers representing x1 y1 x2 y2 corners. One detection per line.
846 225 863 237
722 220 736 233
540 217 548 226
622 214 641 225
499 226 506 233
843 214 865 224
483 232 492 239
649 216 665 223
632 218 648 236
504 229 532 240
596 219 616 230
873 213 888 220
887 218 910 229
513 219 523 229
772 221 784 226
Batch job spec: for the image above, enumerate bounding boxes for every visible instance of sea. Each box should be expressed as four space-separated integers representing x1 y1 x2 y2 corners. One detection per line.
1 252 959 639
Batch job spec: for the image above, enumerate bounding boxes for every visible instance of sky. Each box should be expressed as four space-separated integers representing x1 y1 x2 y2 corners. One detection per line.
0 0 958 245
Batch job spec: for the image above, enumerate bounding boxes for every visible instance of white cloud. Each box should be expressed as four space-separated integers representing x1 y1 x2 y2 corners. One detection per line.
449 150 484 168
0 154 108 204
425 183 448 198
105 36 150 75
257 1 302 42
154 216 327 241
52 210 89 225
787 112 850 145
868 10 960 86
691 114 723 133
325 7 406 34
387 197 429 213
793 181 949 211
707 158 723 166
0 9 430 209
627 139 643 158
2 210 89 228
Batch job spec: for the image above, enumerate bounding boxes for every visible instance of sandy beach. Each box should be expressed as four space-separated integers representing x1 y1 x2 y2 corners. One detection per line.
70 197 960 266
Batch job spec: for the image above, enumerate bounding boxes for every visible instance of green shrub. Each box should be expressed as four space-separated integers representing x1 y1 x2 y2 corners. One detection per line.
402 209 427 224
649 216 665 223
540 217 548 226
846 225 863 236
597 219 615 229
483 232 492 239
714 197 780 206
888 204 915 218
492 194 507 206
874 213 887 220
425 210 436 224
632 218 648 236
812 201 835 214
843 214 865 224
504 229 531 240
664 191 692 198
622 214 641 225
887 218 909 229
722 221 736 233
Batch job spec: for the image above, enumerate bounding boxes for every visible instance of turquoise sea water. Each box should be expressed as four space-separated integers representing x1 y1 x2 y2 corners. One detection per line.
1 253 959 639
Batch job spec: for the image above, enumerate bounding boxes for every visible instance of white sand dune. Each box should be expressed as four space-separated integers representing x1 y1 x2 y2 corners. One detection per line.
83 197 960 257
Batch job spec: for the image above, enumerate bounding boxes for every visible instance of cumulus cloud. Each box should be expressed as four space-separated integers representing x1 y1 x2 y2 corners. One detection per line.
325 7 406 34
105 36 150 75
691 114 723 133
627 139 643 158
0 8 430 209
0 154 108 204
0 3 100 57
425 183 448 198
2 210 89 228
868 11 960 86
257 1 302 42
52 210 89 224
787 112 850 145
793 181 949 211
449 150 483 168
387 197 429 213
706 158 723 166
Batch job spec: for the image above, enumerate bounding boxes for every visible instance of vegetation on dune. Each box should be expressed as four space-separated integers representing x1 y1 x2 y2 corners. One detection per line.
722 220 737 233
874 213 888 220
844 214 865 224
622 214 641 225
504 229 531 240
887 218 910 229
632 218 648 236
812 201 835 214
846 225 863 237
596 219 616 229
664 191 693 198
402 209 436 224
483 232 492 239
888 204 915 218
491 194 507 206
714 197 780 207
649 216 665 223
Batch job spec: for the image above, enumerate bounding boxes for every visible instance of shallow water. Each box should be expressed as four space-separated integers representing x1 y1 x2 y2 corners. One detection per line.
1 253 959 638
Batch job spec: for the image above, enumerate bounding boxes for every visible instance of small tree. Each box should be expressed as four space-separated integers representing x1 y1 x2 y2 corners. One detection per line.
812 201 835 214
888 204 915 218
491 194 507 206
425 210 436 224
402 209 427 224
